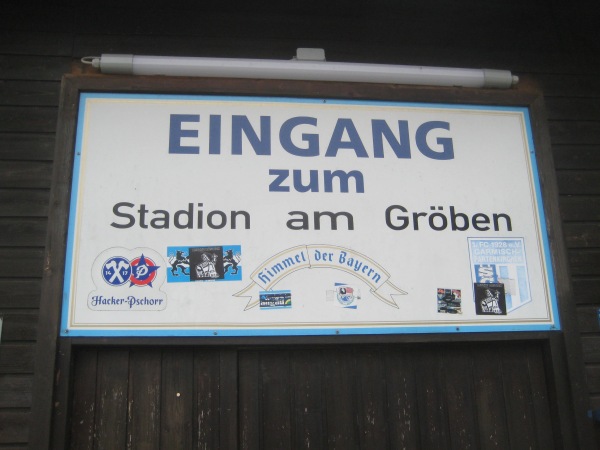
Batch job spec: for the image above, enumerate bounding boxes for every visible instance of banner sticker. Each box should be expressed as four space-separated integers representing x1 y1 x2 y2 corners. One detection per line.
235 244 405 310
167 246 242 283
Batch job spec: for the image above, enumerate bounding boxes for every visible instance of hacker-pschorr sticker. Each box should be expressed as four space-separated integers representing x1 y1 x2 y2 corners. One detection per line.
88 247 167 311
167 245 242 283
474 283 507 315
468 238 531 312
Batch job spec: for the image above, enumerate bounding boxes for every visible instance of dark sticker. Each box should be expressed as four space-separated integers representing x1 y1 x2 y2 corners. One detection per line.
189 246 224 281
474 283 507 315
437 288 462 314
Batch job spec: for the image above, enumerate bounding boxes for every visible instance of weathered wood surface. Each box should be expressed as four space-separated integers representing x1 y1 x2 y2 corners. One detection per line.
0 312 38 341
160 349 194 449
0 279 41 309
0 375 32 410
0 80 61 106
0 161 54 189
577 306 600 332
0 344 35 373
0 106 58 133
0 133 55 160
557 172 600 195
569 249 600 276
67 343 560 449
572 278 600 305
0 410 30 444
69 349 98 450
0 248 45 278
554 147 600 171
560 196 600 221
0 189 50 217
0 218 47 247
0 55 72 80
128 350 161 450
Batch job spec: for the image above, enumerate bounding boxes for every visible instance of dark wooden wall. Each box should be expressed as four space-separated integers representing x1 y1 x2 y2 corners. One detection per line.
1 0 599 447
69 342 557 449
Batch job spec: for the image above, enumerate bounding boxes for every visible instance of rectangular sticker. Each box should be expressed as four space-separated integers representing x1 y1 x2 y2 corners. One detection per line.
469 238 531 312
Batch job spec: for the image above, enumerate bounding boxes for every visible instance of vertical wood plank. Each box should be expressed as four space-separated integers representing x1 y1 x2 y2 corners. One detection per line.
355 348 389 449
442 347 479 450
323 348 360 450
51 338 73 450
127 349 161 450
161 349 194 449
69 349 98 450
500 344 539 449
472 346 510 449
95 349 129 450
531 90 597 448
415 347 450 449
29 75 80 450
384 347 420 449
193 349 220 450
218 349 238 450
238 351 260 450
260 350 291 450
526 344 556 450
290 349 325 449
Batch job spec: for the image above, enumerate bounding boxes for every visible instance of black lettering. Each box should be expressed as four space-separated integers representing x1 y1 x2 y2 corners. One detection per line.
150 210 170 229
385 205 409 230
314 211 354 230
287 211 309 230
111 202 135 228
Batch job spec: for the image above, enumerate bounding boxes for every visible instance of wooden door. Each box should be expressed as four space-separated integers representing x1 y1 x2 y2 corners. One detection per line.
68 341 558 449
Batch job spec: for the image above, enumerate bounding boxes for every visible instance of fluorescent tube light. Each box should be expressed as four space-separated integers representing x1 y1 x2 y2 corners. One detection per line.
84 52 518 89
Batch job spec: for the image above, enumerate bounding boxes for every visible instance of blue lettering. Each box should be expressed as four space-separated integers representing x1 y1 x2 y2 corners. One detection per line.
324 170 364 193
280 116 319 157
372 120 411 158
169 114 200 154
269 169 290 192
168 113 457 161
209 115 221 154
325 118 368 158
293 169 319 193
232 115 271 155
415 121 454 160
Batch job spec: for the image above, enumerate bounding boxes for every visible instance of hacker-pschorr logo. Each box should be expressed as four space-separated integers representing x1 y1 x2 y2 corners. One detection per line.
102 254 160 287
88 247 167 311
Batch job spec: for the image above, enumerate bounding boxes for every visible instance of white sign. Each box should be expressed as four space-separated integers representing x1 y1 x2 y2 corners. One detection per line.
61 93 559 336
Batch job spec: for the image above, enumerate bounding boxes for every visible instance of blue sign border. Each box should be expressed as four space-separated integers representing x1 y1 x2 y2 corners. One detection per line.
61 93 560 337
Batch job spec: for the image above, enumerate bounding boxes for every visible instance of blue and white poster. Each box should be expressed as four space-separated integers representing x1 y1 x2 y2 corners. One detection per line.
61 93 559 336
469 238 531 313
